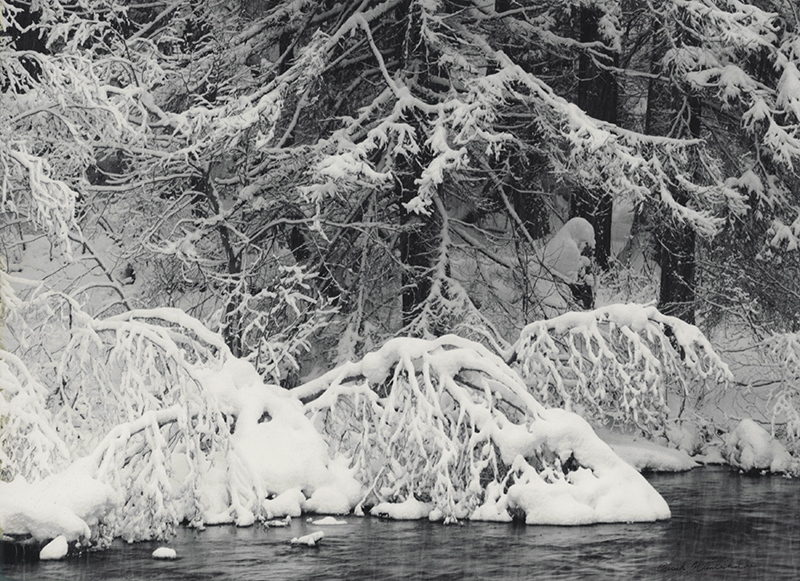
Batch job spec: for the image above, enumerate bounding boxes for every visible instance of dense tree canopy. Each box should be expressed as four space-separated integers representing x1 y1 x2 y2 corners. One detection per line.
1 0 799 423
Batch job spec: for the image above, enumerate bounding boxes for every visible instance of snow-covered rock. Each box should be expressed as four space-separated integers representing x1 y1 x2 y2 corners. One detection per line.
39 536 68 560
152 547 177 560
262 488 306 520
724 419 794 473
371 497 433 520
291 531 324 546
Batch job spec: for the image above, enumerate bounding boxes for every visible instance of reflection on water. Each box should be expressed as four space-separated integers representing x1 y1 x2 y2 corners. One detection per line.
1 467 797 580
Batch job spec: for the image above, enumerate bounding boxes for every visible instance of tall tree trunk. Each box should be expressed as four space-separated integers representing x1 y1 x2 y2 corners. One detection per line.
192 171 244 355
396 162 439 328
651 10 701 325
394 2 441 329
572 6 618 271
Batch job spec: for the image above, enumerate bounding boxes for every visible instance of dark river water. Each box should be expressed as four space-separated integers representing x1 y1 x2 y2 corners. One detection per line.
2 467 798 580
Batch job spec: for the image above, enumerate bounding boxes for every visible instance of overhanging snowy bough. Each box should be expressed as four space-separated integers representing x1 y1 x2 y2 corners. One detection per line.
509 304 733 437
297 335 670 525
0 288 271 542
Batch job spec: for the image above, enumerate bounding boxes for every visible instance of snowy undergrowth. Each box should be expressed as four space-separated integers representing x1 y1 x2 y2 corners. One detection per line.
0 272 356 543
296 335 669 525
2 271 792 549
761 332 800 454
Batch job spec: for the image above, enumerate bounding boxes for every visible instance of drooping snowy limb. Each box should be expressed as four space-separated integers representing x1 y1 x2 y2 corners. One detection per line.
0 143 78 254
0 351 73 480
507 304 733 436
300 334 669 524
760 332 800 453
0 283 260 538
80 406 186 542
2 268 359 540
459 30 733 237
654 0 800 165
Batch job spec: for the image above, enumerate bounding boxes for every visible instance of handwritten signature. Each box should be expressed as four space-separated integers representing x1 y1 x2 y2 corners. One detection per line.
657 560 757 573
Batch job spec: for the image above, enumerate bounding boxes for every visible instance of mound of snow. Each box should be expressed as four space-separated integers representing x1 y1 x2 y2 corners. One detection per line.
597 429 698 472
39 536 68 560
371 497 433 520
262 488 306 520
0 463 119 542
310 516 347 525
725 419 794 473
541 217 595 283
152 547 177 560
497 409 671 525
196 359 364 524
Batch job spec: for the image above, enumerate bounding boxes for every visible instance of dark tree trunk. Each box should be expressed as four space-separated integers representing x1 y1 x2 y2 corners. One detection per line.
658 209 697 324
191 172 244 355
572 6 618 271
396 168 438 328
653 12 701 325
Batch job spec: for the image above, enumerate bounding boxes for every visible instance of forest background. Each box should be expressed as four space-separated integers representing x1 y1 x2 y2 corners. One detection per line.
2 0 800 537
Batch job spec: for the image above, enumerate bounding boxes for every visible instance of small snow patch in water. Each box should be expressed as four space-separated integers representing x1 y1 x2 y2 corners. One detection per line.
152 547 177 560
291 531 324 546
311 516 347 525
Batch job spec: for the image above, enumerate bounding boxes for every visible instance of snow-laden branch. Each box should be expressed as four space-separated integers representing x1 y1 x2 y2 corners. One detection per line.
0 351 74 480
1 144 78 254
302 334 670 525
508 304 732 436
0 279 358 541
761 332 800 453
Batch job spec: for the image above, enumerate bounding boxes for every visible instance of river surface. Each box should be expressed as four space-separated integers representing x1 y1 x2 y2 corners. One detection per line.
1 467 798 580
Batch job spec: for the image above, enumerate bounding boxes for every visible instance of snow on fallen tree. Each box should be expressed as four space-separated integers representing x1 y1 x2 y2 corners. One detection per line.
295 335 670 525
507 304 733 437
